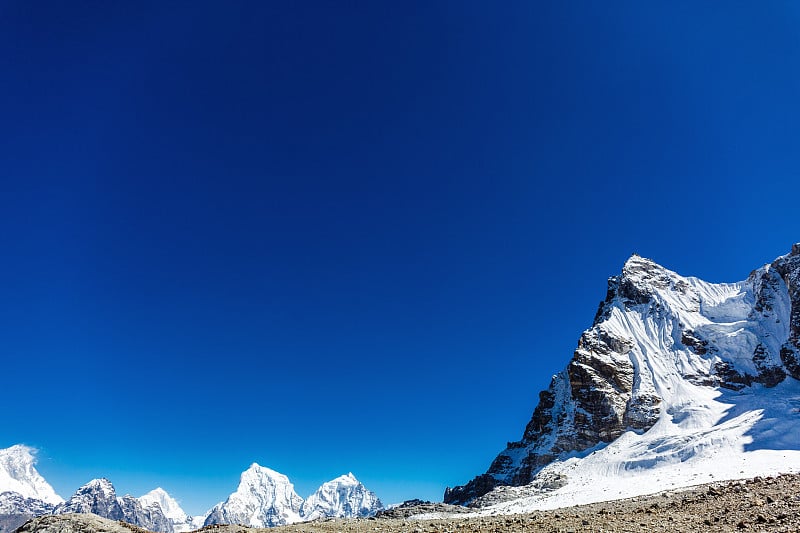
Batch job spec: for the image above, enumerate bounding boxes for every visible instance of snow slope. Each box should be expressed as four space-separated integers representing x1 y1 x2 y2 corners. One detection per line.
479 378 800 515
0 445 62 505
447 246 800 513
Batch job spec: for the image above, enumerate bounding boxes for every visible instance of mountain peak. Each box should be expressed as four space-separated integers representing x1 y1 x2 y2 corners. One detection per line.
299 473 383 521
621 253 666 278
82 478 115 494
205 464 303 528
0 444 63 504
139 487 194 529
446 247 800 508
240 463 291 486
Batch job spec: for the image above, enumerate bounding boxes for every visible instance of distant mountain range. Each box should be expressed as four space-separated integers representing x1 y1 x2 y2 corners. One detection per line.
0 445 383 532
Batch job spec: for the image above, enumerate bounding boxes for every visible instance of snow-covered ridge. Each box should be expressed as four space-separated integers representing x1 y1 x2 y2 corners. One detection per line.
446 245 800 511
0 446 383 530
203 463 383 527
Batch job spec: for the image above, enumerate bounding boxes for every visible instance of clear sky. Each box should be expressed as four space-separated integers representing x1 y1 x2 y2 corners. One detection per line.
2 1 800 516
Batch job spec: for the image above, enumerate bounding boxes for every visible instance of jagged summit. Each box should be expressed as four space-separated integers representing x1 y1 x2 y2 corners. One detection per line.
329 473 358 485
445 246 800 509
54 477 173 532
81 478 115 495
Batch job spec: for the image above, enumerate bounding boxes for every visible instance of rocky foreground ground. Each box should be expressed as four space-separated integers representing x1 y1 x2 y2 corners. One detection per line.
15 473 800 533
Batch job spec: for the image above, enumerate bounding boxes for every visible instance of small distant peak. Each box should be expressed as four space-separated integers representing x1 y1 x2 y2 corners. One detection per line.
5 444 33 454
624 252 652 265
79 478 116 496
0 444 35 473
86 477 114 487
241 462 288 483
146 487 168 496
246 462 278 475
331 472 358 484
622 253 662 274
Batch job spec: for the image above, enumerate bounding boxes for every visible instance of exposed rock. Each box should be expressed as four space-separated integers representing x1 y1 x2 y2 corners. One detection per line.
56 479 124 521
0 513 33 533
54 479 172 533
0 492 54 516
15 513 151 533
119 495 173 533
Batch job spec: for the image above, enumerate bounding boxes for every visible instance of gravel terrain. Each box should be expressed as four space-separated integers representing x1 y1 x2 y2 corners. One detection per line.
14 474 800 533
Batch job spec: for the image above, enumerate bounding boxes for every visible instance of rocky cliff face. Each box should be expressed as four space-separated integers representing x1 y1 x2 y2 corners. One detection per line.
119 495 173 533
445 245 800 506
55 479 173 532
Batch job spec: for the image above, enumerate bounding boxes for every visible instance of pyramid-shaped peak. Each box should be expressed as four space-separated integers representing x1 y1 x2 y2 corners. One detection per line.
239 463 293 488
622 253 662 270
244 462 284 476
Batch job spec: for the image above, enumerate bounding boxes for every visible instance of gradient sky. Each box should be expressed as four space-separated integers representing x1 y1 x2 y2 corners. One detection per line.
2 1 800 516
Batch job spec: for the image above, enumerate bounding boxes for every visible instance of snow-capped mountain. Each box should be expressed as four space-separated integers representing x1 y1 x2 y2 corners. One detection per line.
139 488 204 533
204 463 304 527
204 465 384 527
0 445 62 505
300 473 383 521
56 478 121 518
55 478 172 533
446 245 800 510
0 446 385 530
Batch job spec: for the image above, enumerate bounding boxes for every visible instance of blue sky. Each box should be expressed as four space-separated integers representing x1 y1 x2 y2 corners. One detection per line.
2 1 800 515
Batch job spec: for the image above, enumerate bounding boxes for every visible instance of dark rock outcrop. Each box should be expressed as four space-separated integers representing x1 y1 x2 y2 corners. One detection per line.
119 495 173 533
54 479 173 533
0 492 54 516
773 244 800 380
